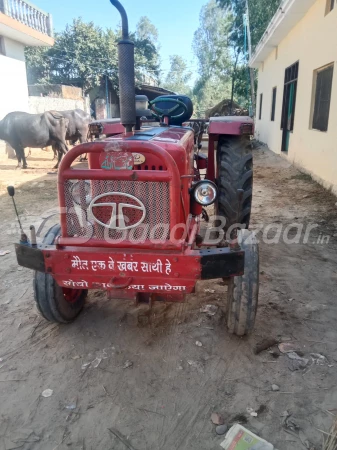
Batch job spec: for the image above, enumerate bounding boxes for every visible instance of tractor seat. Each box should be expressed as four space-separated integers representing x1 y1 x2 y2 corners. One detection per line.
150 95 193 126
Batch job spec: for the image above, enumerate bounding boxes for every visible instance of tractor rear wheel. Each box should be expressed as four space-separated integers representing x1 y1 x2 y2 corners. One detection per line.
33 224 87 323
226 229 259 336
216 135 253 234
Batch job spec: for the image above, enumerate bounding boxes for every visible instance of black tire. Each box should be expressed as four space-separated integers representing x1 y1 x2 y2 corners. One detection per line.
226 230 259 336
33 224 87 323
217 135 253 233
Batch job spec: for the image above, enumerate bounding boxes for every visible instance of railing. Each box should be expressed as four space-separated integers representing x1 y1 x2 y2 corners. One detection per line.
0 0 53 37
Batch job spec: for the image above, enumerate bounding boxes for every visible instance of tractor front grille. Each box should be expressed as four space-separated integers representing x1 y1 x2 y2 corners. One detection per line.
64 179 170 242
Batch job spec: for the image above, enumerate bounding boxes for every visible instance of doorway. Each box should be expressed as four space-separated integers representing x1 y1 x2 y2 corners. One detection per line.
281 61 299 152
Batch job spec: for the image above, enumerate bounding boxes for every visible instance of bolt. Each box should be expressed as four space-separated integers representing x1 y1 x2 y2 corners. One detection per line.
64 254 69 259
173 257 178 263
66 268 71 273
47 267 52 273
174 272 179 277
45 252 50 258
195 258 199 262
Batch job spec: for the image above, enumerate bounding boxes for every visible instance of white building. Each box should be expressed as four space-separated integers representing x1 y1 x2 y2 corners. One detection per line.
250 0 337 194
0 0 54 152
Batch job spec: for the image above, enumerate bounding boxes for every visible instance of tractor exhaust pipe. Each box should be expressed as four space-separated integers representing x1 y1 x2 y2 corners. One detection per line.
110 0 136 132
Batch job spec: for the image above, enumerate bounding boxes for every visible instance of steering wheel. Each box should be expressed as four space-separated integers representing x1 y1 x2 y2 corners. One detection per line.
149 97 188 120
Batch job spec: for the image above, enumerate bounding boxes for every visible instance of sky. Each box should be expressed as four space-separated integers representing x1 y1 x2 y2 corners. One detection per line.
35 0 208 84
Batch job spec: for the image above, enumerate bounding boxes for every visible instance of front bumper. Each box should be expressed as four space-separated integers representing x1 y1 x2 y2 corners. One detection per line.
15 244 244 294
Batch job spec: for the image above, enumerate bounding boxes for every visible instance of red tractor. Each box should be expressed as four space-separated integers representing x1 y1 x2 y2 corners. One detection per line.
10 0 259 336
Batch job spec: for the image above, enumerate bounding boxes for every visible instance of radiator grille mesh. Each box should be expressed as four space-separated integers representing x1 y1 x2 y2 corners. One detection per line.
64 179 170 242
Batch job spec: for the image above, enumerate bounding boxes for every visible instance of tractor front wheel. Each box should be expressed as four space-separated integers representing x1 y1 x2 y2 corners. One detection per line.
33 224 87 323
226 229 259 336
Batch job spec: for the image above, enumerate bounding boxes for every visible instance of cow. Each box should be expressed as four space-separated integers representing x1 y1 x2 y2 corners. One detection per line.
51 109 91 161
0 111 69 169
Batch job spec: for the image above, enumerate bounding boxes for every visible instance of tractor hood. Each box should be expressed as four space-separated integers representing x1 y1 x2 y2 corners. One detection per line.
123 126 192 144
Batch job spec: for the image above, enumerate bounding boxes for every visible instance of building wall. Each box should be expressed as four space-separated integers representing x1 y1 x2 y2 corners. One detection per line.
28 96 90 115
28 84 84 100
0 37 29 118
0 37 29 156
255 0 337 193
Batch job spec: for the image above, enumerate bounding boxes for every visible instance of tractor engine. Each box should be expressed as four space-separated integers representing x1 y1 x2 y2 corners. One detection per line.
59 112 198 249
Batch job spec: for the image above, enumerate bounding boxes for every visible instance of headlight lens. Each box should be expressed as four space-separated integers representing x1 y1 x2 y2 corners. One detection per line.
71 181 92 206
193 181 217 206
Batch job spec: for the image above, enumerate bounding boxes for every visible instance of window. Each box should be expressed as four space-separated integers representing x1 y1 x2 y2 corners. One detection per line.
312 64 334 132
0 36 5 56
326 0 335 14
259 93 263 120
271 87 277 121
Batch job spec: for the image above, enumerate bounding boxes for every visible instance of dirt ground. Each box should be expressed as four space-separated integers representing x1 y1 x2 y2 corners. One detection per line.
0 146 337 450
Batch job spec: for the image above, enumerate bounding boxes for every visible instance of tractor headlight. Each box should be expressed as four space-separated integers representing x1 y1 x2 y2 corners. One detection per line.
193 181 217 206
71 181 92 206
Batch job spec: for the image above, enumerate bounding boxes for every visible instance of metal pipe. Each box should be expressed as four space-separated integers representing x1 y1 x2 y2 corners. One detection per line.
30 225 37 247
109 0 129 39
110 0 136 132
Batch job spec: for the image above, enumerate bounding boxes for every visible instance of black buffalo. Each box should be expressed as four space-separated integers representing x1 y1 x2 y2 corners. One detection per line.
51 109 90 161
0 111 69 169
61 109 90 144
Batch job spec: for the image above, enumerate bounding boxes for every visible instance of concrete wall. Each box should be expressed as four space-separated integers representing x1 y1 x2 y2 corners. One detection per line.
0 37 29 156
255 0 337 194
0 37 29 119
28 84 83 100
28 96 90 115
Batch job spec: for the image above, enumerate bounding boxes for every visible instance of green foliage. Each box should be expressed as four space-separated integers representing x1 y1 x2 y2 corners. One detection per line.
217 0 281 52
25 2 280 116
134 16 160 82
193 0 232 81
192 0 241 112
25 17 160 94
192 0 278 113
161 55 192 95
136 16 159 43
193 76 231 115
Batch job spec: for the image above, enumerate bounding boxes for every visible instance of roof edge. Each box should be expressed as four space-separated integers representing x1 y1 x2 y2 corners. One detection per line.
249 0 317 68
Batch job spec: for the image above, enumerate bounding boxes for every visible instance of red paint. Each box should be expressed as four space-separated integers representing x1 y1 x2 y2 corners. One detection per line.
44 247 201 295
196 155 208 170
208 116 254 136
207 135 216 181
89 120 125 137
58 139 191 248
50 120 250 302
62 287 82 303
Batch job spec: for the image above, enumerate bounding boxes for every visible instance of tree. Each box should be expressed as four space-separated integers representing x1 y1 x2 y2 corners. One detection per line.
193 0 231 81
136 16 159 43
26 19 119 93
216 0 281 52
134 17 160 83
161 55 192 95
193 77 231 115
192 0 244 112
216 0 280 112
25 17 160 94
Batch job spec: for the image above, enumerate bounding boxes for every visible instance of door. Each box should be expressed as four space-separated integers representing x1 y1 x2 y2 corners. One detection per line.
281 62 299 152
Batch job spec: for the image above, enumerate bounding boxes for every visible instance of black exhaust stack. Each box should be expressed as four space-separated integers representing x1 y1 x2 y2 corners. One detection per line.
110 0 136 132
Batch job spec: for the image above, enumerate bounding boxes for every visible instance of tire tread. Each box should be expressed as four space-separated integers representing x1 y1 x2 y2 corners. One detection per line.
217 135 253 231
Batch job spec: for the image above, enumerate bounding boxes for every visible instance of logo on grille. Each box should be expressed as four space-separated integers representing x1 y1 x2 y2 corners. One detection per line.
89 192 146 230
